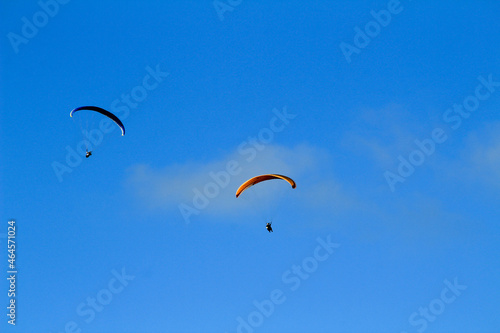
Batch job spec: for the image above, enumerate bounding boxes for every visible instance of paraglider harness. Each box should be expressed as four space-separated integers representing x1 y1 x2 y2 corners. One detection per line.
266 222 273 233
86 150 92 158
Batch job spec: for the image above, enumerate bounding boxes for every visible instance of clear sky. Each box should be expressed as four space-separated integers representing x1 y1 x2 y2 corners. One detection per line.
1 1 499 332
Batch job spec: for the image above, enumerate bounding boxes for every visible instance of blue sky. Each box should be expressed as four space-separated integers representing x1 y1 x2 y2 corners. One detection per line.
1 0 499 332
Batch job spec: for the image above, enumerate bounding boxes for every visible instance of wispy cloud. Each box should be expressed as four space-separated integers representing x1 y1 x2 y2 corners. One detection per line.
125 144 357 224
447 122 500 189
342 103 424 169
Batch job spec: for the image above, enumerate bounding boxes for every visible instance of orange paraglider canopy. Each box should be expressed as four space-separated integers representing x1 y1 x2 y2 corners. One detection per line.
235 174 296 198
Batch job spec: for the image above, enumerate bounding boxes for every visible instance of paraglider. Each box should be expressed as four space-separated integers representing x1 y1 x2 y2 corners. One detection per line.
70 106 125 158
235 174 296 198
236 174 296 232
70 106 125 136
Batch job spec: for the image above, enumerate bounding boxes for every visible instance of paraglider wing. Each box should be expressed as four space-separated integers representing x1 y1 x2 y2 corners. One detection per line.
235 174 296 198
70 106 125 136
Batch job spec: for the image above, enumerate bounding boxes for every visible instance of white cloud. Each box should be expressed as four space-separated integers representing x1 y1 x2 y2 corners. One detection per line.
455 122 500 188
125 143 357 224
341 103 425 169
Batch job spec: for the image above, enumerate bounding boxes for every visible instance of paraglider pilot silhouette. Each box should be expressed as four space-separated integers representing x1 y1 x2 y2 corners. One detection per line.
266 222 273 232
86 150 92 158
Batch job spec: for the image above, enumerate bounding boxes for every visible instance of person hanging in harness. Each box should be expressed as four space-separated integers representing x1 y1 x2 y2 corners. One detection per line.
266 222 273 233
86 150 92 158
